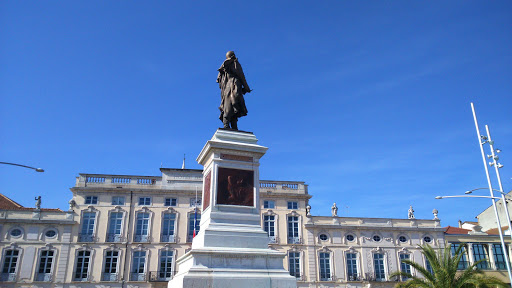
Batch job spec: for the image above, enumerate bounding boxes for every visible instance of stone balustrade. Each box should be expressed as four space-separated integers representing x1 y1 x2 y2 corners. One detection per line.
76 174 162 188
76 173 308 195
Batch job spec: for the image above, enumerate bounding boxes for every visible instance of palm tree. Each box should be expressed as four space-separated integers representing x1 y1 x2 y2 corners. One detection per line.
391 244 507 288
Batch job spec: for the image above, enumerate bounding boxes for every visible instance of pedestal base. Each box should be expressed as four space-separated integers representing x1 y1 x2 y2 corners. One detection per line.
170 129 297 287
168 247 297 288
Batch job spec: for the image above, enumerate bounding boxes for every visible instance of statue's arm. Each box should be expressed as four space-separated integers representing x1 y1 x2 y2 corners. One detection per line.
234 61 251 93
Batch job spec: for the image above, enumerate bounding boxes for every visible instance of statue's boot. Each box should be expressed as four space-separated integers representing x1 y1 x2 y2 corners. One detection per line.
223 117 230 129
230 118 238 130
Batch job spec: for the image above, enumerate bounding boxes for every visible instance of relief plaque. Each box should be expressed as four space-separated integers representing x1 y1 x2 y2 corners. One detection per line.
217 167 254 206
203 171 211 211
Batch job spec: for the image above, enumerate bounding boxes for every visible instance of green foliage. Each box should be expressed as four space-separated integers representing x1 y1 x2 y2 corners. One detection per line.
391 244 507 288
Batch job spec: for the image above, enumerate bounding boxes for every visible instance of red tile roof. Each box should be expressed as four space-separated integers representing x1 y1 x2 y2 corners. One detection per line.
444 226 471 234
0 193 63 212
486 226 510 235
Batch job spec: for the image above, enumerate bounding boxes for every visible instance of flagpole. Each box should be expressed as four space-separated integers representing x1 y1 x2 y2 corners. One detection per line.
193 186 198 238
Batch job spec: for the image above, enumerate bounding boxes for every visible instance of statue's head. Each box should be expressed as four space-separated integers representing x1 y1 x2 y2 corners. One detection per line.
226 51 236 59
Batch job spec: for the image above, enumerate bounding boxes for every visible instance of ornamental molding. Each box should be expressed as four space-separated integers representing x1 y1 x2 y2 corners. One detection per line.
85 206 96 212
288 210 300 217
399 247 410 254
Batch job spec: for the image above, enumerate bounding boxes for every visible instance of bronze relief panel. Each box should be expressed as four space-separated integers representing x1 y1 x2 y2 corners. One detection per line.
217 167 254 206
203 170 211 211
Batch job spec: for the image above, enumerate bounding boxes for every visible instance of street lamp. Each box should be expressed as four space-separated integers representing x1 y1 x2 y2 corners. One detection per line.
435 195 511 201
471 103 512 285
436 193 512 285
464 188 511 195
0 162 44 172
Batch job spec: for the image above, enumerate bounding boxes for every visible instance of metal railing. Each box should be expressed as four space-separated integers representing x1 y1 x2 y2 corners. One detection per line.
106 234 124 243
78 233 95 242
133 235 150 242
288 236 302 244
102 272 119 282
130 272 147 281
35 273 52 282
149 271 176 282
347 274 361 281
73 273 90 282
160 235 176 243
0 273 17 282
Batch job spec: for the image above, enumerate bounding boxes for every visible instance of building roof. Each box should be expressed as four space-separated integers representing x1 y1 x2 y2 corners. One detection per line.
444 226 471 235
0 193 24 209
486 226 510 235
0 193 63 212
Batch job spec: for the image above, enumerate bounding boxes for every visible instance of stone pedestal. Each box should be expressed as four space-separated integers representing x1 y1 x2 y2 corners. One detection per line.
168 129 297 288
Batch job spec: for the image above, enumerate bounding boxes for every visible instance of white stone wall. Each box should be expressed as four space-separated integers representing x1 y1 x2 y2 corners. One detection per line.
0 169 445 288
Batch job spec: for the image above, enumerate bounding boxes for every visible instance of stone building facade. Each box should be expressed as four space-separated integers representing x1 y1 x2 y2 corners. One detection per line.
0 166 448 288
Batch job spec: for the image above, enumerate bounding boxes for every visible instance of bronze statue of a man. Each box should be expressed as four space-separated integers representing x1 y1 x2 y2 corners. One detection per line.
217 51 251 130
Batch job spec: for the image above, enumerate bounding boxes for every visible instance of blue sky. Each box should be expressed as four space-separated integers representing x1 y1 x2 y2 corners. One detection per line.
1 1 511 227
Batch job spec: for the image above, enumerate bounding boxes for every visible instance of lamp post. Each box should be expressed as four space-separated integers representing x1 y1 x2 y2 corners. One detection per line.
436 193 512 284
435 195 511 201
471 103 512 285
0 162 44 172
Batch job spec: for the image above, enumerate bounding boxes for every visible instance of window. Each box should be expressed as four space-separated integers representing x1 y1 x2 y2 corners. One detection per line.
399 236 407 243
80 212 96 242
288 251 301 278
373 253 385 281
287 201 298 210
472 244 489 269
9 229 22 238
425 258 433 275
263 200 275 209
423 236 432 243
85 196 98 205
111 196 125 205
473 244 489 270
263 215 276 243
102 251 119 281
287 216 300 244
130 251 146 281
138 197 151 206
346 253 358 281
346 234 355 242
373 235 381 242
134 213 150 242
319 234 328 241
45 230 57 238
399 254 411 280
159 250 174 281
187 213 201 242
165 198 177 207
319 252 331 281
36 250 54 281
190 198 201 207
492 244 507 270
161 213 176 242
107 212 123 242
74 250 91 281
1 249 19 282
451 243 469 270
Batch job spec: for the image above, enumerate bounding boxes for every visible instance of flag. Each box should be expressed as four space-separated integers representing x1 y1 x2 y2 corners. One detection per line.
193 206 197 238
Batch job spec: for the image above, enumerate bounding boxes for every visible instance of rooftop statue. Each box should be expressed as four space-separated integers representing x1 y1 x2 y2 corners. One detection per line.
217 51 251 130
